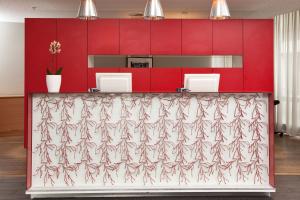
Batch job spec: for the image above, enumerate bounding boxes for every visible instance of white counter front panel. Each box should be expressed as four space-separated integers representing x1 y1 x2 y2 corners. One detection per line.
30 93 270 192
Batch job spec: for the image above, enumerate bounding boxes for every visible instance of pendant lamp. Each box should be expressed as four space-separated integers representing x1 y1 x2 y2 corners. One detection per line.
77 0 98 20
144 0 164 20
210 0 231 20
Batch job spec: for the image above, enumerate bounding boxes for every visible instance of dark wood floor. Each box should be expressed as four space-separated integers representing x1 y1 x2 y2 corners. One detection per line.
274 134 300 175
0 131 299 200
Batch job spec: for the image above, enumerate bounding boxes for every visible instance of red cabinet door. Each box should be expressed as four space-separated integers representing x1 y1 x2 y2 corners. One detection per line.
57 19 88 92
88 68 120 88
120 68 150 92
213 20 243 55
151 20 182 55
213 69 244 92
26 19 57 92
88 19 120 54
182 20 212 55
120 19 150 55
150 68 182 92
243 20 274 92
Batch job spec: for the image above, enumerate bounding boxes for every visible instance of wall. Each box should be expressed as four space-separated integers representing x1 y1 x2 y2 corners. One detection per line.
0 97 24 132
0 22 24 96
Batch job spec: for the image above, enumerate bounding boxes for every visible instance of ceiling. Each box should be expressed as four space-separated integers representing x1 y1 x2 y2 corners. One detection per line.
0 0 300 22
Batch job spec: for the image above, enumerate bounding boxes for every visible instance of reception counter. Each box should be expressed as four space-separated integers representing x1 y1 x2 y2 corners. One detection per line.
26 92 275 198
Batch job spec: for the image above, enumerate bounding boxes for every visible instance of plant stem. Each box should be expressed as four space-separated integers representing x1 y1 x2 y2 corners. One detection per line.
51 54 56 74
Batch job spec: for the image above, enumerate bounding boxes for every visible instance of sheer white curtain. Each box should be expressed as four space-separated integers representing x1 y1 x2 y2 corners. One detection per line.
274 10 300 136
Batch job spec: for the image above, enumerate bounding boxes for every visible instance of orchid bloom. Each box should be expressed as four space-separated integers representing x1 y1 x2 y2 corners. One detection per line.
49 40 61 55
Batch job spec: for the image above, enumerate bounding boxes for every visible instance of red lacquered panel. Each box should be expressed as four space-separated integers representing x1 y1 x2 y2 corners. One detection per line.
150 68 182 92
151 20 182 55
181 68 213 87
213 69 244 92
120 68 151 92
88 19 120 54
26 18 57 92
243 20 274 92
120 19 150 55
57 19 88 92
213 20 243 55
88 68 120 89
182 20 213 55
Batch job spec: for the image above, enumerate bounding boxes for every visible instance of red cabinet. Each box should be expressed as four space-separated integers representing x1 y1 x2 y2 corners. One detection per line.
243 20 273 92
57 19 88 92
213 69 244 92
151 20 182 55
26 19 57 92
150 68 182 92
182 20 213 55
120 68 150 92
88 19 120 54
120 20 150 55
213 20 243 55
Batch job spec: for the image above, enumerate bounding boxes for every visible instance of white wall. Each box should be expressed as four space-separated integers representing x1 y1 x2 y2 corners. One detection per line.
0 22 24 96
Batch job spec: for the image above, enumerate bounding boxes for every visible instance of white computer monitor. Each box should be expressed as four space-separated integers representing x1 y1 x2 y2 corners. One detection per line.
184 74 220 92
96 73 132 92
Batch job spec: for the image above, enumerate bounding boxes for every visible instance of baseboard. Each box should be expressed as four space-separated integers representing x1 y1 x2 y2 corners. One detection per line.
27 185 276 199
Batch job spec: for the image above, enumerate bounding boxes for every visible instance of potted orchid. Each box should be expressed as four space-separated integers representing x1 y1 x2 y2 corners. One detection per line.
46 40 63 93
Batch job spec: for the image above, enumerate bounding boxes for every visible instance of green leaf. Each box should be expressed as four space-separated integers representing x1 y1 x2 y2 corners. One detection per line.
46 68 53 75
55 67 63 75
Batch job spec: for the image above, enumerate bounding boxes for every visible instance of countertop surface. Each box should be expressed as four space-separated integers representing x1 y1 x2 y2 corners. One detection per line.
29 91 273 95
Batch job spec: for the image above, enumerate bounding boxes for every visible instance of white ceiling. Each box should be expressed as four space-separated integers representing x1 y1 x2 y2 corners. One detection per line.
0 0 300 22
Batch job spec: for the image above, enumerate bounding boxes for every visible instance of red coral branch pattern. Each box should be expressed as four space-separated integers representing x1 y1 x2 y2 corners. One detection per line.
33 95 59 186
154 95 176 182
190 96 213 182
76 95 99 183
172 95 195 184
32 93 270 187
56 95 77 186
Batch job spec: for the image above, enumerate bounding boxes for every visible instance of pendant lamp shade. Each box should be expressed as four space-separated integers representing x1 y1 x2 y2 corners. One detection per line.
144 0 164 20
210 0 231 20
77 0 98 20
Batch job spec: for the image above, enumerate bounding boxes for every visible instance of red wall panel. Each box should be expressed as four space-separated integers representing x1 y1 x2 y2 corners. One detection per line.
150 68 182 92
57 19 88 92
120 19 150 55
26 19 57 92
213 69 244 92
182 20 213 55
120 68 151 92
88 19 120 54
243 20 274 92
213 20 243 55
25 19 57 148
151 20 182 55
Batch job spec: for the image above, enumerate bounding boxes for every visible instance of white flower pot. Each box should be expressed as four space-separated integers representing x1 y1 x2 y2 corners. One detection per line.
46 75 61 93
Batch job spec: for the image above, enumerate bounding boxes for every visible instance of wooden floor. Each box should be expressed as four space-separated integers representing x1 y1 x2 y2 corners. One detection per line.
0 131 299 199
275 134 300 175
